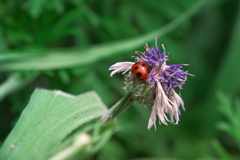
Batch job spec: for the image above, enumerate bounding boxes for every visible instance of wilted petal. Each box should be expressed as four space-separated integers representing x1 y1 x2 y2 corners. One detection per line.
109 62 135 77
148 80 173 129
147 107 157 130
169 90 185 124
172 90 184 111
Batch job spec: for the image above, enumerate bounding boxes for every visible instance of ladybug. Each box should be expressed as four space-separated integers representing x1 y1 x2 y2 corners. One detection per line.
131 62 150 79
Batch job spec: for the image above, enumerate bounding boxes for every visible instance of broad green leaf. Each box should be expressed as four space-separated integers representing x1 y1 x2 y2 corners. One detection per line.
0 89 110 160
0 0 207 71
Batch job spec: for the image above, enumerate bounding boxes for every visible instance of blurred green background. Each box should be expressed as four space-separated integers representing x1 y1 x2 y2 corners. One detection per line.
1 0 240 159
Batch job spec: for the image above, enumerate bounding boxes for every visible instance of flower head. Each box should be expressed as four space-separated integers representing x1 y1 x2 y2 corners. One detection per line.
109 36 193 130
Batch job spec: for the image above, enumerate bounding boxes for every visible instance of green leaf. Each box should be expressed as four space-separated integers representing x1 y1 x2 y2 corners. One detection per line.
211 139 234 160
0 89 110 160
216 92 240 149
48 9 83 41
216 93 233 121
0 72 38 101
216 122 231 134
24 0 47 18
58 70 70 84
51 0 64 13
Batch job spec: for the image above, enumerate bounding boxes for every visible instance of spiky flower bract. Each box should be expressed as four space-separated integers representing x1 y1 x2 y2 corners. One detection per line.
108 36 193 130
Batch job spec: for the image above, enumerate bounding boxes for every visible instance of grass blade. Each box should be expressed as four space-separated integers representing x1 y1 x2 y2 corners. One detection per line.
0 72 38 101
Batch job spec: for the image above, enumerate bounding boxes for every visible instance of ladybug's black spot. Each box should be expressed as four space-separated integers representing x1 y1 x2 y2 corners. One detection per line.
145 69 150 73
136 72 142 77
134 66 139 70
141 63 145 67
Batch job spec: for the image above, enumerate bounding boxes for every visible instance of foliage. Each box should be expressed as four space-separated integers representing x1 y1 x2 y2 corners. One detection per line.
0 89 114 160
210 93 240 160
0 0 240 159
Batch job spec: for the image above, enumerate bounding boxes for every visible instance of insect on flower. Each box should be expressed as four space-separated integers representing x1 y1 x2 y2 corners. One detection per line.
131 62 151 79
102 36 194 130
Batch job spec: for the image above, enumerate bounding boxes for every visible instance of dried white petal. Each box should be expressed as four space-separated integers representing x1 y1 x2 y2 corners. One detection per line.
109 62 135 77
148 80 184 130
148 80 171 129
172 90 185 110
169 90 185 124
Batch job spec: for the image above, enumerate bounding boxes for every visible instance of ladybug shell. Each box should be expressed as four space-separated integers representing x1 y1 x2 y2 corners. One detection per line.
131 62 150 79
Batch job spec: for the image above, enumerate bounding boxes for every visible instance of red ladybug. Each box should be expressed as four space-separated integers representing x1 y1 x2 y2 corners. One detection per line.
131 62 150 79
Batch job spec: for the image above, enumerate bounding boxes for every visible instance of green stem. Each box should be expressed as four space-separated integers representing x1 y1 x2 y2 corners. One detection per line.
102 93 134 121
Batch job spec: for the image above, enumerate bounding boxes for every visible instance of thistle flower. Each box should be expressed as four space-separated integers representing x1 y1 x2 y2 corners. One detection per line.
102 36 193 130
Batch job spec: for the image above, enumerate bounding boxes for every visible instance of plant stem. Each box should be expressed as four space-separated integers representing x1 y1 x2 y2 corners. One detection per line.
102 93 134 121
